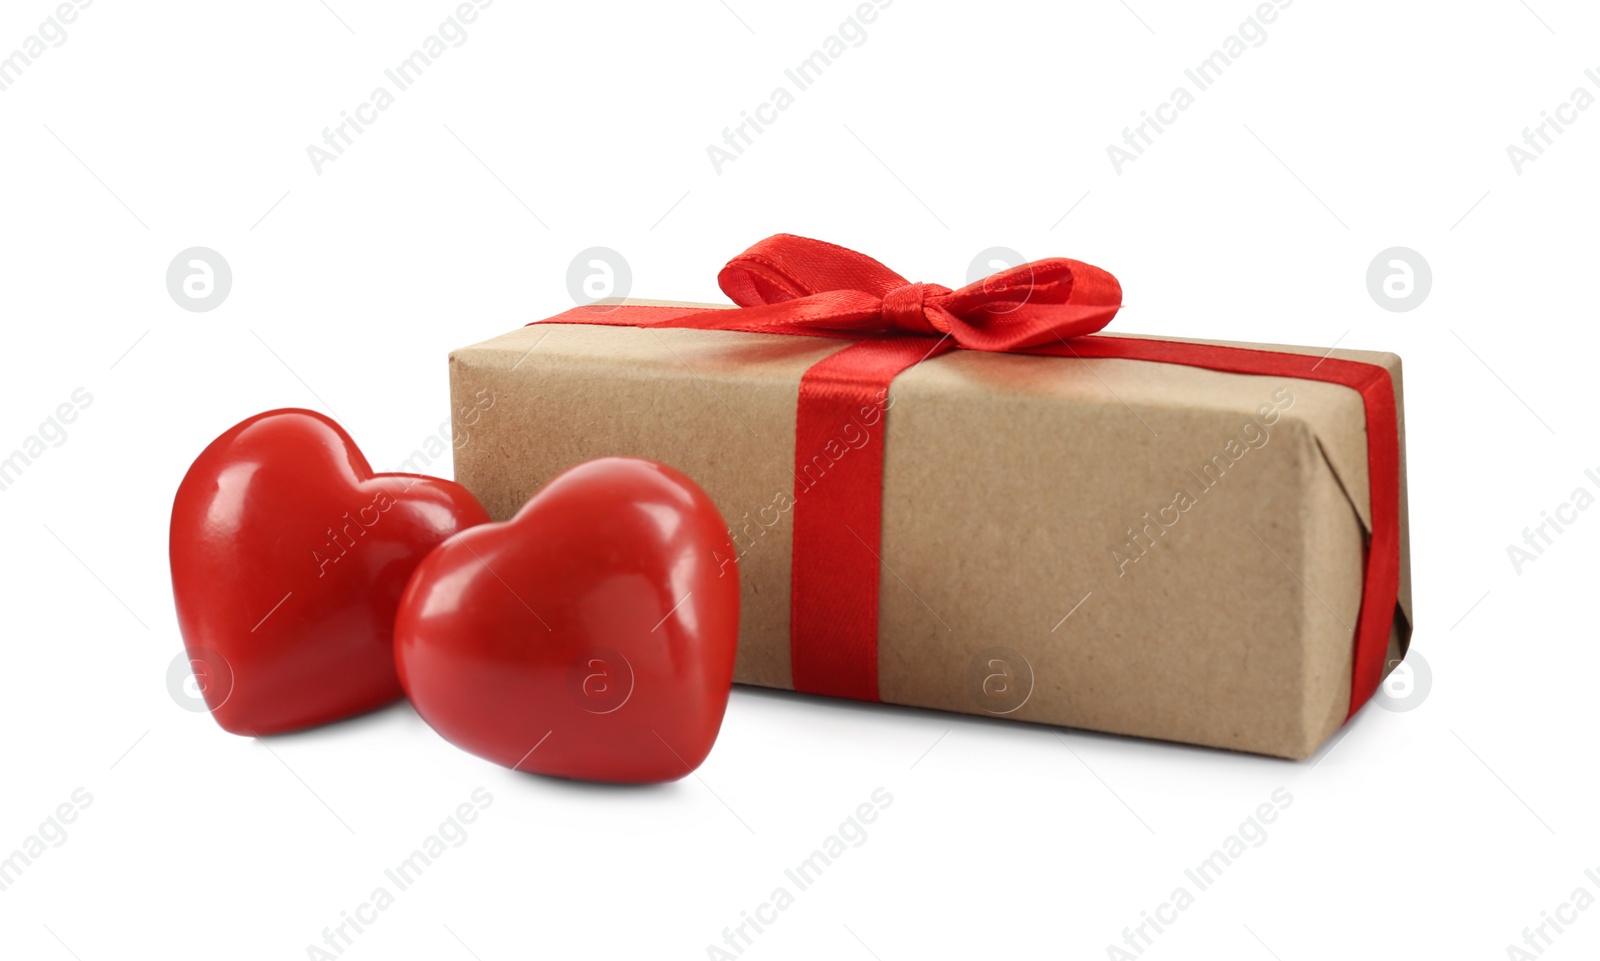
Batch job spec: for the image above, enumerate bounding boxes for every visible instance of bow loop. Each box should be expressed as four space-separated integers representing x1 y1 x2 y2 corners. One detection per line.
716 234 910 307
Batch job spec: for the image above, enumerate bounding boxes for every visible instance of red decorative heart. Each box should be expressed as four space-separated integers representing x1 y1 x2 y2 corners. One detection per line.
395 457 741 784
170 409 489 735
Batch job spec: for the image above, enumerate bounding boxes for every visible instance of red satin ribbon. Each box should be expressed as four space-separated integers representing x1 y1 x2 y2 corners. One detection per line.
540 235 1402 718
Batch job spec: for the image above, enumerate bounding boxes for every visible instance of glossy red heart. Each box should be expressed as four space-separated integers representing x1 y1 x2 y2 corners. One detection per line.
395 457 740 784
170 409 489 735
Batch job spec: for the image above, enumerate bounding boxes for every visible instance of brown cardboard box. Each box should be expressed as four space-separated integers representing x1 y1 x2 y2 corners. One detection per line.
448 302 1412 759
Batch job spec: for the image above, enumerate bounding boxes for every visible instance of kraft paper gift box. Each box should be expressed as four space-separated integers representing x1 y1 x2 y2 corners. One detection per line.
446 239 1413 760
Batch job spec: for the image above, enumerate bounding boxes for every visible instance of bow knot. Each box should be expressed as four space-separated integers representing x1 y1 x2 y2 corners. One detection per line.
881 282 951 336
656 234 1123 353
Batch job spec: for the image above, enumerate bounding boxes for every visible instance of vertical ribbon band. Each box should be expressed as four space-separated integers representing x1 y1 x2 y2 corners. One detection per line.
789 337 957 701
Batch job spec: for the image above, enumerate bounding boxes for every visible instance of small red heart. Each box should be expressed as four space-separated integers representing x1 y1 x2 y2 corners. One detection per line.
395 457 740 784
170 409 489 735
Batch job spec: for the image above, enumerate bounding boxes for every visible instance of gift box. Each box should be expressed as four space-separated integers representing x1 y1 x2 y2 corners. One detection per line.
447 236 1412 760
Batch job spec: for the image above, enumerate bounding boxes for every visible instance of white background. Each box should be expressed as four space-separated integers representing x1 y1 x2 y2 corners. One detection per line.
1 1 1596 958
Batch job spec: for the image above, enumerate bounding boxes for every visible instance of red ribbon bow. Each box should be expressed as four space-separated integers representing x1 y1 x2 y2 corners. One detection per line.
548 234 1403 724
664 234 1124 351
